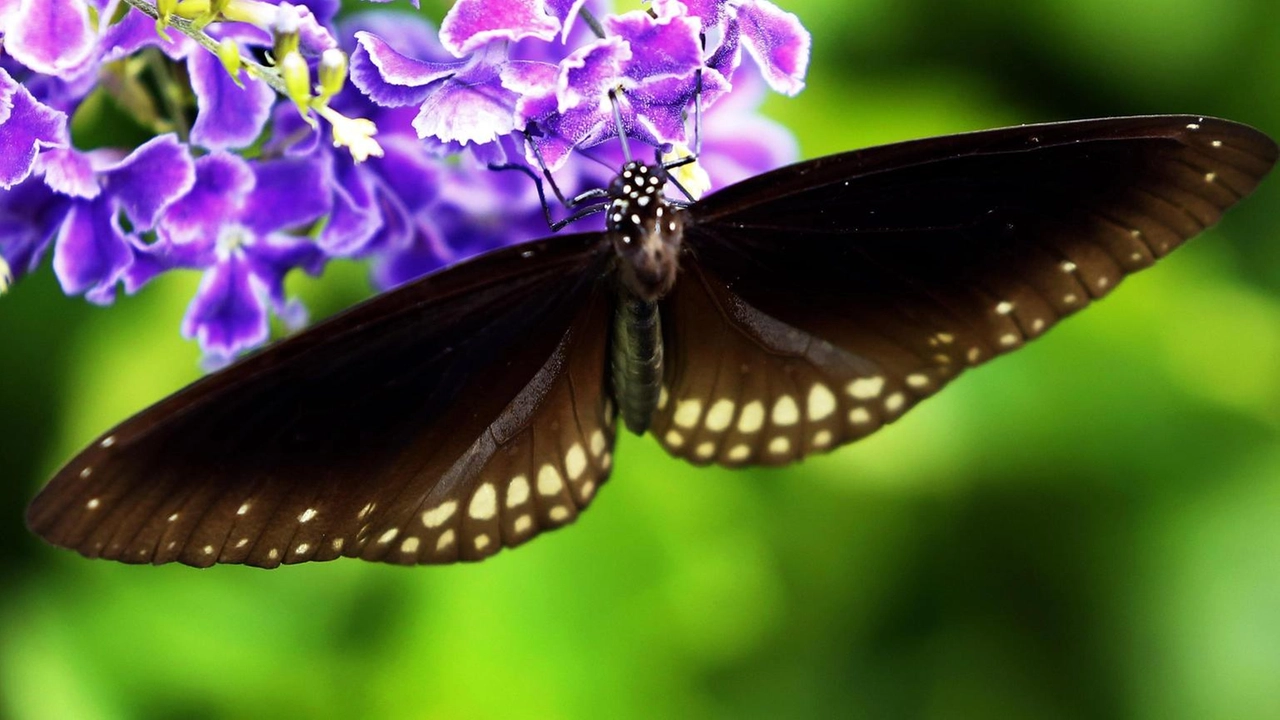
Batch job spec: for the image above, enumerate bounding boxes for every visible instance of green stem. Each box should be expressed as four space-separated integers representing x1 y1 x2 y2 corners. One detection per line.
119 0 288 96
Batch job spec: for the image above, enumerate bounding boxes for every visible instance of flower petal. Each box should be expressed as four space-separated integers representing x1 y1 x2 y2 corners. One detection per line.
557 37 630 113
351 31 464 107
160 152 255 247
0 177 70 276
101 134 196 231
4 0 95 75
734 0 810 96
319 153 383 257
0 68 68 189
440 0 560 57
244 231 325 291
181 254 270 359
189 49 277 150
412 57 519 146
37 147 96 198
51 197 131 304
241 156 331 235
606 8 702 81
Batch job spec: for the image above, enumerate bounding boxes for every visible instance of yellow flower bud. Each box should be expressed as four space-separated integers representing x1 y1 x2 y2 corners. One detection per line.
0 255 12 295
217 38 244 87
317 49 347 103
279 52 314 123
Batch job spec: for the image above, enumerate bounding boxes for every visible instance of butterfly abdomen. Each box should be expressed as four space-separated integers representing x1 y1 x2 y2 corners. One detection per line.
610 294 663 434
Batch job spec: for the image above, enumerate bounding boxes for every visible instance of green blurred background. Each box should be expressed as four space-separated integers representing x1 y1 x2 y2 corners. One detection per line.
4 0 1280 718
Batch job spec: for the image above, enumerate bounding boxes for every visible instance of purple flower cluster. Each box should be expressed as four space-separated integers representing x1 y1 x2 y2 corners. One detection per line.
0 0 809 365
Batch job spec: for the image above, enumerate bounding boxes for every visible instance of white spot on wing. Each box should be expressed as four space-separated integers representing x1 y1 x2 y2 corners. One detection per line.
549 506 570 522
436 530 455 551
705 399 735 431
674 399 703 428
514 514 533 534
537 464 564 496
506 476 530 508
695 441 716 459
768 437 791 455
738 401 765 433
236 502 251 516
849 407 871 425
847 376 884 400
474 534 491 551
422 501 457 528
377 528 399 544
565 444 587 481
298 508 317 523
772 395 799 426
400 536 420 554
884 392 905 413
469 483 497 520
86 498 100 510
727 444 750 461
664 429 685 448
590 430 606 457
100 436 116 448
807 384 837 421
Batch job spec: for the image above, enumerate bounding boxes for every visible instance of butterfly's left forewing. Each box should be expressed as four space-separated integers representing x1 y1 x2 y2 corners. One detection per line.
27 233 618 567
655 116 1277 467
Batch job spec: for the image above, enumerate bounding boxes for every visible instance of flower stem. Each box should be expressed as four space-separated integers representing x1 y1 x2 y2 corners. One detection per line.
119 0 288 96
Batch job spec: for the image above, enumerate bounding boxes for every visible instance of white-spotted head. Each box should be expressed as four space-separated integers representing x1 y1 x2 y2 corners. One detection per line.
607 161 683 301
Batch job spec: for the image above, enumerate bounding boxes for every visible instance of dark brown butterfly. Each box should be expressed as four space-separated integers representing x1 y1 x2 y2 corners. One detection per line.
26 116 1277 568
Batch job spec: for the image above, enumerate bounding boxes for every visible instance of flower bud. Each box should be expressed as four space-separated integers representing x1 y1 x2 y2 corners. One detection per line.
217 38 244 87
272 4 301 61
0 255 12 295
279 51 314 122
316 49 347 102
155 0 178 40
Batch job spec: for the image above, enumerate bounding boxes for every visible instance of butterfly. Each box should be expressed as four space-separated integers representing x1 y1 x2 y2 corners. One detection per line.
25 115 1277 568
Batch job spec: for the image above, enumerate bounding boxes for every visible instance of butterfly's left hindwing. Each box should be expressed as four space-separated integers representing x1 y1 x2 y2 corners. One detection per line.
26 234 617 567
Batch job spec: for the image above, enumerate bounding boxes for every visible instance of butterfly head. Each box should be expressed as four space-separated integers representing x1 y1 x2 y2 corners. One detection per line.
607 161 684 301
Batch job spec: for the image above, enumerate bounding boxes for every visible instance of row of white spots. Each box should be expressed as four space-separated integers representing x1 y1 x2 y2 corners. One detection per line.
663 380 880 462
381 427 612 560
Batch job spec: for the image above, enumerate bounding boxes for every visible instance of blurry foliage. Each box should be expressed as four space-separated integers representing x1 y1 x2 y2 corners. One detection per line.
3 1 1279 718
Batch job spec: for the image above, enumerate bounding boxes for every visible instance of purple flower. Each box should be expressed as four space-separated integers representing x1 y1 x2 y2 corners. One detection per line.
136 152 331 361
2 135 195 304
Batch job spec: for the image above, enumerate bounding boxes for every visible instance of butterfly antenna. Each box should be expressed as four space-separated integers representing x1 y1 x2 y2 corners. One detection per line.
692 62 704 159
608 89 632 163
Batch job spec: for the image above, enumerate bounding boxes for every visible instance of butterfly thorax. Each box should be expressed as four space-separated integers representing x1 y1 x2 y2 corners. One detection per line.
606 161 683 434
